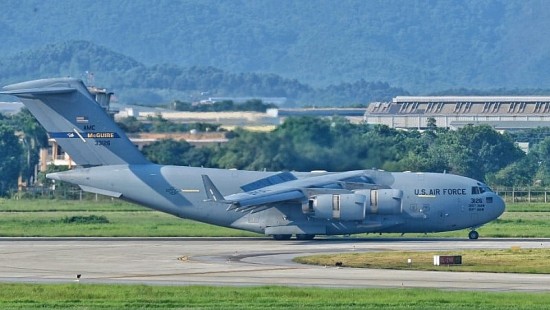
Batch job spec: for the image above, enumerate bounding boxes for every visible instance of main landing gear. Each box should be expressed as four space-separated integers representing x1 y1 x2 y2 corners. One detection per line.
272 234 316 240
272 234 292 240
296 234 316 240
468 230 479 240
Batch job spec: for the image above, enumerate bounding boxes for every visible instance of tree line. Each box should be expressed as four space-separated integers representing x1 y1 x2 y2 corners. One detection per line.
127 116 550 187
2 110 550 197
0 109 48 195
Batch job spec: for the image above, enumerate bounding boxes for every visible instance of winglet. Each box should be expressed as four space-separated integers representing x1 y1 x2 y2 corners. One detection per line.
201 175 226 202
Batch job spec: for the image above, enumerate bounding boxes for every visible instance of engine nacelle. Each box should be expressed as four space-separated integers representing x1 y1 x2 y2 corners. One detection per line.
306 189 403 221
308 193 366 221
358 188 403 215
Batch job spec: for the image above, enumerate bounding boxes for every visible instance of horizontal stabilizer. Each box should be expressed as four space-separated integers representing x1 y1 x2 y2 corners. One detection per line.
0 87 75 96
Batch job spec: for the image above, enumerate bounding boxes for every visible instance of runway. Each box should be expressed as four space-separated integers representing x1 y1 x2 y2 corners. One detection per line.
0 237 548 292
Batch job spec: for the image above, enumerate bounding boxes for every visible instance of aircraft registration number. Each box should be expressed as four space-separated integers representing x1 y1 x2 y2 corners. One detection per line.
95 140 110 146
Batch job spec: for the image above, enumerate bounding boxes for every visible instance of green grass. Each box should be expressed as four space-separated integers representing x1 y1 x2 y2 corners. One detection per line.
0 283 547 309
0 201 548 308
385 211 550 239
294 248 550 274
505 202 550 212
481 212 550 238
0 198 258 237
0 211 259 237
0 198 145 212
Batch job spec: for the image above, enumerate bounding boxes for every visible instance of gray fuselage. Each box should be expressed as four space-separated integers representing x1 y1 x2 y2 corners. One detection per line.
49 165 505 236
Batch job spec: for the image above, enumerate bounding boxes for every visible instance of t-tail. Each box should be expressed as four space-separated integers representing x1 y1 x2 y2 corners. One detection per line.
0 78 149 166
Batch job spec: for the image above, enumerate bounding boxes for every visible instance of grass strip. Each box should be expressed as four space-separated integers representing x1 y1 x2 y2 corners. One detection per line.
0 211 259 237
505 202 550 212
0 199 549 237
0 199 146 212
0 283 548 309
294 248 550 273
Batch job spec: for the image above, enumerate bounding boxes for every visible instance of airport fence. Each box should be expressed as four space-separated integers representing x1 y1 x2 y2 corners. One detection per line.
494 187 550 203
14 186 113 202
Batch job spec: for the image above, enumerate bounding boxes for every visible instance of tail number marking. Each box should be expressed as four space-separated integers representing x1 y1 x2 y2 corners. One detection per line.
95 140 111 146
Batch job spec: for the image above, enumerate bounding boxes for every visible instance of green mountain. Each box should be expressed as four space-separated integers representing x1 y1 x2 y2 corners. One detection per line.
0 41 406 105
1 1 549 92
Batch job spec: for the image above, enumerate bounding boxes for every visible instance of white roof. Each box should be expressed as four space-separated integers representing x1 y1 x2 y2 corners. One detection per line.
394 96 550 103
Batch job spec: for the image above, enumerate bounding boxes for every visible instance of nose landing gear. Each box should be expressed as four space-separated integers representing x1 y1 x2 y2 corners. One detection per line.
468 230 479 240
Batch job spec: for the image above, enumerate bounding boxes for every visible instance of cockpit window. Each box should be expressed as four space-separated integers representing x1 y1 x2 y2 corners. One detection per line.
472 183 493 194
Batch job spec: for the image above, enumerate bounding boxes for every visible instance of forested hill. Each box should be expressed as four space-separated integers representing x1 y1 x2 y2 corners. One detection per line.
2 1 550 93
0 41 407 105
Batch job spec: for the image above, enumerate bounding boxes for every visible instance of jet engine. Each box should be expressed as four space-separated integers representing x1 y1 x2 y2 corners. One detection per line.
306 189 403 221
361 189 403 215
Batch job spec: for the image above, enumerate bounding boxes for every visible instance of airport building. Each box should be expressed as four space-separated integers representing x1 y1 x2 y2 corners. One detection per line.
364 96 550 130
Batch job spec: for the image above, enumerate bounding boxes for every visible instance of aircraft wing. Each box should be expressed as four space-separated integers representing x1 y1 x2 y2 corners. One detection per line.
202 174 305 213
202 170 373 213
225 188 306 211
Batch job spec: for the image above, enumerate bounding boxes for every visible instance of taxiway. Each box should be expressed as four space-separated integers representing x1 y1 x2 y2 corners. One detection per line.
0 237 548 291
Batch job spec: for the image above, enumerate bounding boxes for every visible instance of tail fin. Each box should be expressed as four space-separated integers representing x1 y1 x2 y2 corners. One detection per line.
1 78 149 166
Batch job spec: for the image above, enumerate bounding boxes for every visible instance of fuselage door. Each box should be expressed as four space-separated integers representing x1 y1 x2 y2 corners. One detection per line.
332 194 341 219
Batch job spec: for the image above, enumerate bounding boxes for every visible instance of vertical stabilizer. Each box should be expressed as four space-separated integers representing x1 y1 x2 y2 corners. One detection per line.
1 78 149 166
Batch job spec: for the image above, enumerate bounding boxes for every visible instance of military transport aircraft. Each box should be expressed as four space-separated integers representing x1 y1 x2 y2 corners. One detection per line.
1 78 505 240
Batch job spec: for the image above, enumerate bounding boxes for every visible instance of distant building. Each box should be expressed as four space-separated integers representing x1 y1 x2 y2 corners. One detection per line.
0 102 24 115
364 96 550 130
88 86 117 116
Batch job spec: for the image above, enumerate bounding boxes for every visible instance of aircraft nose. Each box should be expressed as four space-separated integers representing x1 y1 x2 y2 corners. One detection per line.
492 194 506 219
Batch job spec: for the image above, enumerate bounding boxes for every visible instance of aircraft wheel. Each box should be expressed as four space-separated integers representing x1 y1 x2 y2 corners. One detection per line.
468 230 479 240
296 234 315 240
272 234 292 241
